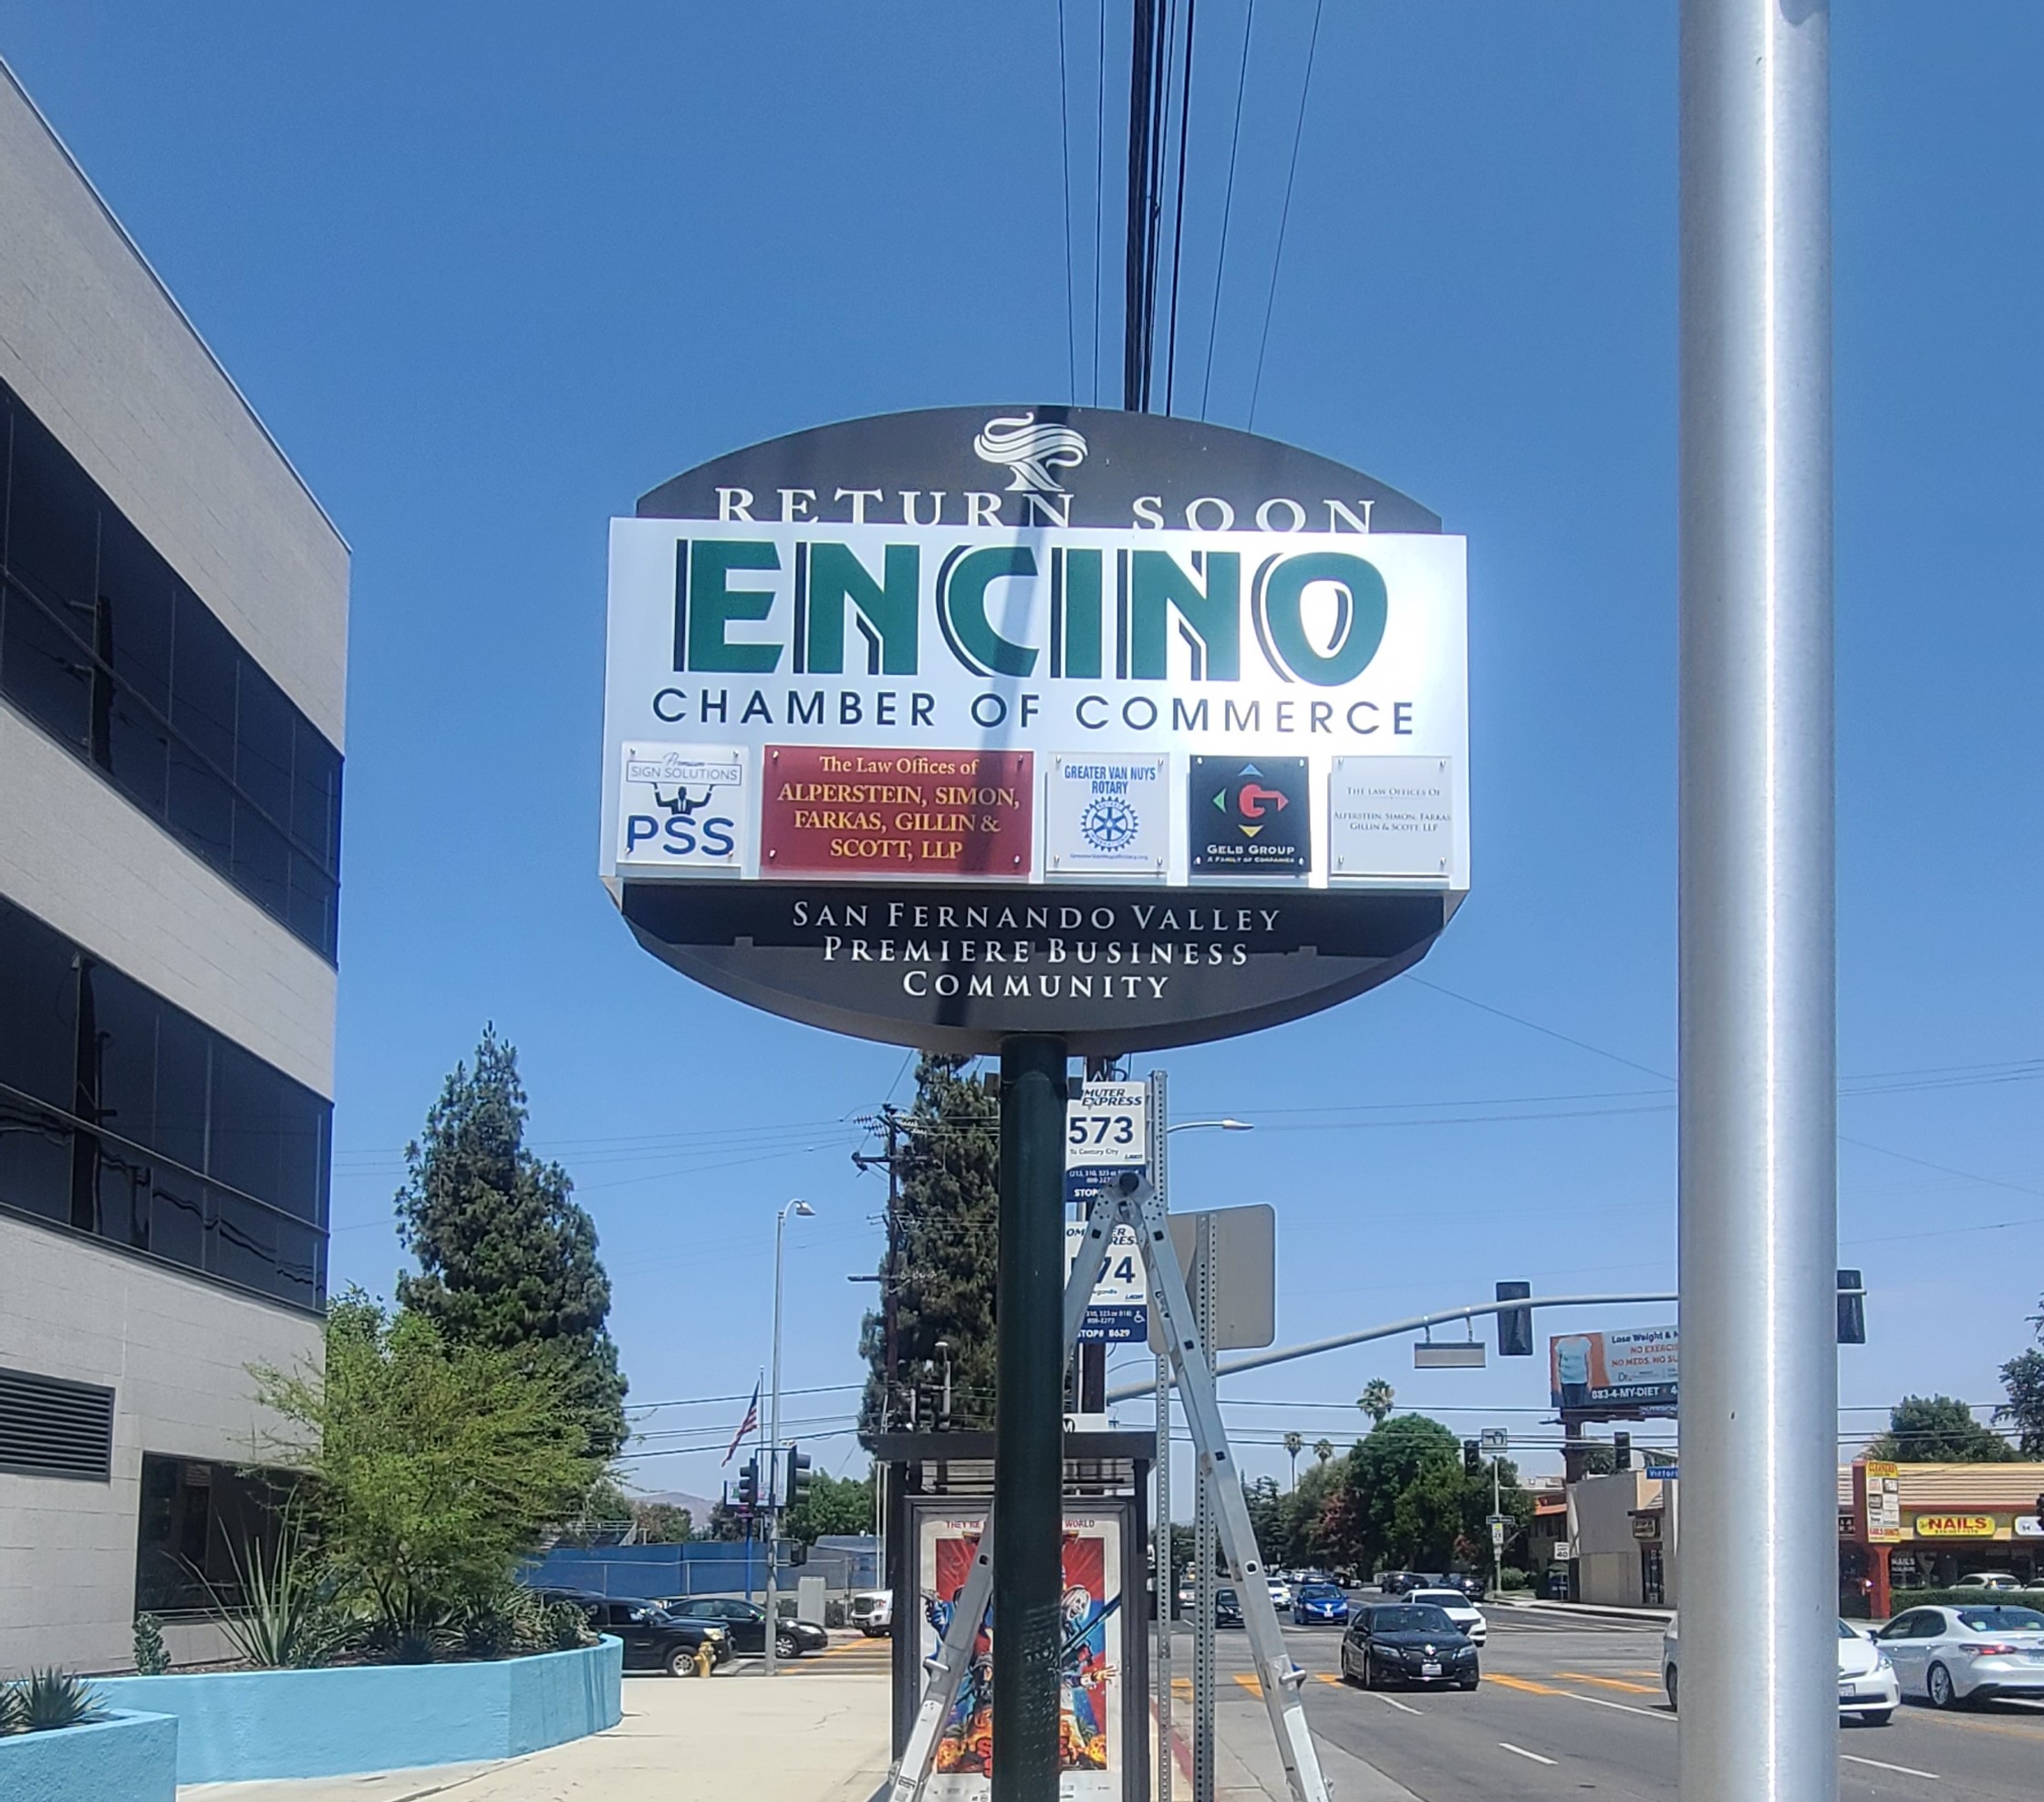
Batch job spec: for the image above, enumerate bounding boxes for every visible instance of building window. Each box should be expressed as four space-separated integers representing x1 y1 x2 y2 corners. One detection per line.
0 894 328 1310
134 1454 295 1618
0 380 341 963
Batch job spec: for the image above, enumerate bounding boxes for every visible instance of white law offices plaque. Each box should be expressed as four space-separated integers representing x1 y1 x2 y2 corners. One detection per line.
1329 756 1454 880
1044 754 1169 877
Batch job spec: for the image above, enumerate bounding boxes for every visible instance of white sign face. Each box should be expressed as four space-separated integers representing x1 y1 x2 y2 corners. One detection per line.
1065 1081 1149 1167
616 743 748 869
1479 1428 1510 1457
1045 753 1170 877
600 519 1469 890
1064 1220 1147 1342
1329 755 1454 880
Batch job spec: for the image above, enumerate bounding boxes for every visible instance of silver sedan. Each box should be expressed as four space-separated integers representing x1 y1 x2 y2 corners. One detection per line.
1874 1603 2044 1708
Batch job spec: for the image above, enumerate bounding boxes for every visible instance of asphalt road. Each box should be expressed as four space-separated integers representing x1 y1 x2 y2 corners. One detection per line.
1202 1604 2044 1801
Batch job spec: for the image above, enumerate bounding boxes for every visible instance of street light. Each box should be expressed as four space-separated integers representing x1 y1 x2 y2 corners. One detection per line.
764 1198 814 1678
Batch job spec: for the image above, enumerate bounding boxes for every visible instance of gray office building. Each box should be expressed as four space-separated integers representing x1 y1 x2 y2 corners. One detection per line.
0 61 346 1670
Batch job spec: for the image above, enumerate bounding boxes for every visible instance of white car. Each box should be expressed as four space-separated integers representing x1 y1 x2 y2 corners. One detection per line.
1267 1579 1296 1612
1663 1616 1900 1724
1406 1586 1487 1647
1874 1602 2044 1708
846 1589 892 1636
1955 1572 2023 1592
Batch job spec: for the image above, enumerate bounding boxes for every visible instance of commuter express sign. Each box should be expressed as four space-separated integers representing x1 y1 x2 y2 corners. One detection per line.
600 406 1470 1052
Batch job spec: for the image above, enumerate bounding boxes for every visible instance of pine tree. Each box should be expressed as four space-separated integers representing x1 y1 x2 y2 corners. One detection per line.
857 1055 1000 1445
394 1026 628 1461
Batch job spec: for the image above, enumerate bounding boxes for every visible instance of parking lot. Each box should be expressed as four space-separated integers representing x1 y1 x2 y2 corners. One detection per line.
1196 1601 2044 1801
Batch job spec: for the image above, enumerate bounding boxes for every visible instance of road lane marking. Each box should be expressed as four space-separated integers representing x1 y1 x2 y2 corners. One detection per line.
1314 1673 1342 1685
1557 1671 1663 1694
1375 1693 1423 1715
1841 1754 1940 1781
1488 1673 1568 1696
1568 1692 1673 1723
1232 1673 1263 1697
1499 1742 1558 1766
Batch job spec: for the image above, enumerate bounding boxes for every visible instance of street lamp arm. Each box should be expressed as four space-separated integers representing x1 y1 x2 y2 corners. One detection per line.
1102 1289 1678 1403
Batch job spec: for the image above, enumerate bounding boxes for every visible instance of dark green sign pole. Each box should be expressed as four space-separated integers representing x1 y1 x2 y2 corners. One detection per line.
991 1032 1069 1800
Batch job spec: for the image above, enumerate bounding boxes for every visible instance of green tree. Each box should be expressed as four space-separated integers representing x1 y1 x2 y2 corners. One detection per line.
784 1469 876 1545
1358 1379 1396 1426
632 1503 695 1545
394 1027 628 1462
1283 1432 1304 1488
857 1057 999 1445
1319 1414 1530 1575
1998 1299 2044 1456
1865 1394 2019 1463
254 1290 600 1655
1243 1476 1288 1562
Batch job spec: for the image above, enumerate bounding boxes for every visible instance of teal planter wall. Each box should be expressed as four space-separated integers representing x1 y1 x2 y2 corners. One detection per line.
92 1636 621 1782
0 1709 177 1802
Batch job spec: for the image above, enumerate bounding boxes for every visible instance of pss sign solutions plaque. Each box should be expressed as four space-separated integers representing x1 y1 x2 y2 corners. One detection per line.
599 406 1469 1054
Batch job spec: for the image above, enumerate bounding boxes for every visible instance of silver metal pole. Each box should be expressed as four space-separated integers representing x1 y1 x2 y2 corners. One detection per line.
1191 1213 1217 1802
1150 1071 1173 1802
1679 6 1835 1802
766 1205 786 1678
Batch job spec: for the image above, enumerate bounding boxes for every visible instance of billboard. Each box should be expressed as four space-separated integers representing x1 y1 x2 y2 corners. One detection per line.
917 1509 1125 1800
1550 1326 1679 1418
601 406 1469 1053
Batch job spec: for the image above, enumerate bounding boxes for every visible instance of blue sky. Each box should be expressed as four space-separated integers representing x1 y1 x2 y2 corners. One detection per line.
5 4 2038 1506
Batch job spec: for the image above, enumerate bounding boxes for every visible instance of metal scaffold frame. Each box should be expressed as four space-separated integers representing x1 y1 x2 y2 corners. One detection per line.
887 1172 1329 1802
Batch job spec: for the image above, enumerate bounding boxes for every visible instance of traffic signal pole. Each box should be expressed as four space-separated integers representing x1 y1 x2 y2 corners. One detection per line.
991 1034 1069 1801
1678 5 1836 1802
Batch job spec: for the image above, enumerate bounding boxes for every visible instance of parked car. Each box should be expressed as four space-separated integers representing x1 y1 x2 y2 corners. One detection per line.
1340 1603 1479 1691
1375 1570 1417 1595
1663 1615 1900 1724
1955 1572 2023 1592
1406 1586 1489 1647
1293 1582 1350 1625
847 1589 893 1636
1873 1603 2044 1709
538 1590 731 1676
661 1596 828 1659
1215 1587 1245 1629
1266 1578 1296 1612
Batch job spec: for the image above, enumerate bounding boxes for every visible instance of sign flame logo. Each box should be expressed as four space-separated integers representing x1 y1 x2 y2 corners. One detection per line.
972 411 1088 493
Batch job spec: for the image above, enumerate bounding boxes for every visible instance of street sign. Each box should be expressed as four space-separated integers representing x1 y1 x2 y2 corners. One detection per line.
1064 1081 1151 1341
1645 1464 1680 1481
1479 1427 1510 1457
1414 1341 1485 1369
601 405 1470 1055
1146 1204 1277 1352
1490 1520 1508 1552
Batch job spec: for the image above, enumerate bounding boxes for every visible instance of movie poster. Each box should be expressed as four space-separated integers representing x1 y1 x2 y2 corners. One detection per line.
917 1509 1124 1801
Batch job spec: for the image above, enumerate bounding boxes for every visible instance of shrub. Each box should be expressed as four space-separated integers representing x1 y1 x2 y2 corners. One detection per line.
1500 1568 1530 1591
538 1598 594 1652
132 1612 171 1676
211 1526 356 1670
1 1670 101 1734
1888 1586 2044 1615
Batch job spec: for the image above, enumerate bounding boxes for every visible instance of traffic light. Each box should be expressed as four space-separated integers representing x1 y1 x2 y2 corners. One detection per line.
785 1445 814 1510
736 1458 759 1512
1463 1439 1481 1476
1496 1280 1534 1358
1837 1269 1867 1346
1613 1432 1632 1472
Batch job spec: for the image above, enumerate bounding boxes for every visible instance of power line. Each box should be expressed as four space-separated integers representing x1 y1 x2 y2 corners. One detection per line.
1057 0 1078 400
1092 0 1105 405
1162 0 1198 414
1246 0 1323 430
1201 0 1255 419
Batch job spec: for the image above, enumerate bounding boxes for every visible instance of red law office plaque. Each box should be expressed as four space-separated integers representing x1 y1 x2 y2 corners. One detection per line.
760 746 1034 879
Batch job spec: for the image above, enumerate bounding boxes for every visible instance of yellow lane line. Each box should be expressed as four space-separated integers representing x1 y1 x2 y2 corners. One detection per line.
1556 1671 1663 1694
1314 1673 1344 1686
1487 1673 1568 1696
1232 1673 1264 1697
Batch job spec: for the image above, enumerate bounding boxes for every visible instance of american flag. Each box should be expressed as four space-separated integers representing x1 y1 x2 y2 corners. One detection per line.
721 1380 762 1465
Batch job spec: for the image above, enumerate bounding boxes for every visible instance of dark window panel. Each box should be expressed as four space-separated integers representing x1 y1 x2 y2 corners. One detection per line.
207 1041 281 1204
97 1141 154 1250
150 1010 208 1172
94 512 173 714
0 1094 71 1223
147 1166 207 1269
285 854 335 959
0 898 79 1107
167 742 234 867
273 1080 325 1223
82 961 157 1148
206 1184 276 1297
106 687 171 820
233 663 293 825
271 1215 324 1307
230 799 291 922
289 716 340 872
1 583 93 751
169 590 235 771
1 405 99 629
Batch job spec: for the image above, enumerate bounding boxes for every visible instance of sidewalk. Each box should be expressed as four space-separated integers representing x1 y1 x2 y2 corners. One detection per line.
1197 1669 1424 1802
182 1672 892 1802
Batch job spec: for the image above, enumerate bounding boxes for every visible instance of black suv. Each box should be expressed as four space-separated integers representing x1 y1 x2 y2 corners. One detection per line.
539 1590 731 1676
661 1597 829 1659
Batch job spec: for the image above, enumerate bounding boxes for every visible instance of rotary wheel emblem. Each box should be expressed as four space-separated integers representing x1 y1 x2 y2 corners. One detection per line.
1079 794 1140 853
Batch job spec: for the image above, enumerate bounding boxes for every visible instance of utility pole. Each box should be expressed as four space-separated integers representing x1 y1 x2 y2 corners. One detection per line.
1678 5 1836 1802
765 1199 814 1679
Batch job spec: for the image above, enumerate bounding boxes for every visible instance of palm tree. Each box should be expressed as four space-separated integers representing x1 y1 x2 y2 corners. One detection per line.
1358 1378 1396 1427
1283 1431 1303 1488
1313 1438 1334 1465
